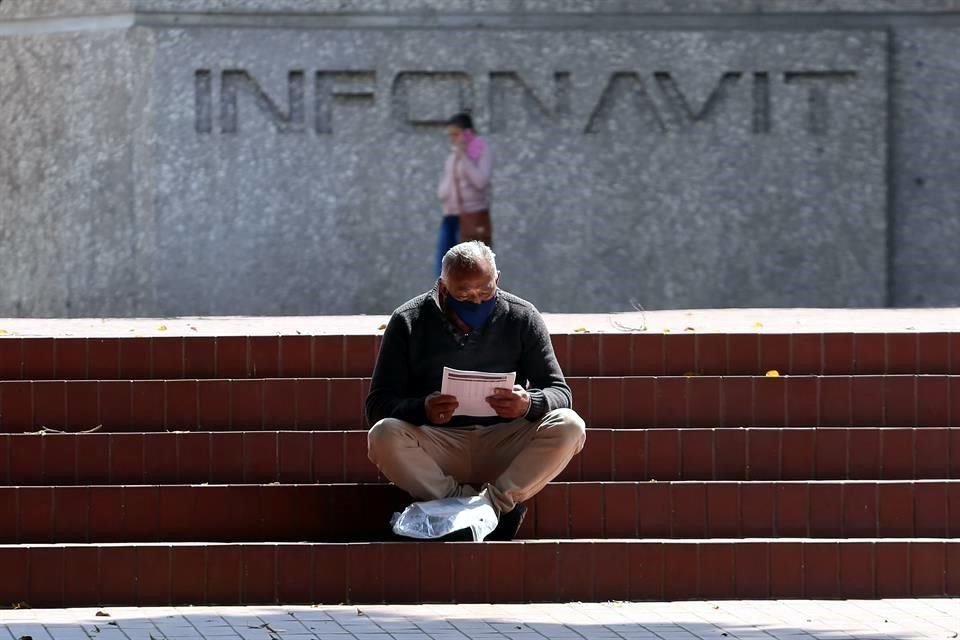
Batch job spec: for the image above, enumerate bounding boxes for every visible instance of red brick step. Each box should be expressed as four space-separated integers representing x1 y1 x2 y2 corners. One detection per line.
2 539 957 607
1 332 955 381
0 375 956 432
3 428 959 486
3 481 958 544
1 315 956 608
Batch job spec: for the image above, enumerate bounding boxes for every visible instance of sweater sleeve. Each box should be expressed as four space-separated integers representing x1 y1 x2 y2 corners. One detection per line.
459 144 493 191
519 309 572 421
365 312 429 426
437 153 455 201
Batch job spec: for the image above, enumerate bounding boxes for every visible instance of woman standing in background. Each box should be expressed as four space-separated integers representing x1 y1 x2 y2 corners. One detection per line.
436 112 494 276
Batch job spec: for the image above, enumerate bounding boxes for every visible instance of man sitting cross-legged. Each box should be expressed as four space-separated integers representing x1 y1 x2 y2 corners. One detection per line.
366 241 586 540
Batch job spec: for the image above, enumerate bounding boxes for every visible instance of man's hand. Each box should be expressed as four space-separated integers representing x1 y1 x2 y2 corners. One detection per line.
486 385 530 420
425 391 458 424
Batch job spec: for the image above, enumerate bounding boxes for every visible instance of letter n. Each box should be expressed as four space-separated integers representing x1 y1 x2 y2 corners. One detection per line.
219 70 306 134
488 71 571 133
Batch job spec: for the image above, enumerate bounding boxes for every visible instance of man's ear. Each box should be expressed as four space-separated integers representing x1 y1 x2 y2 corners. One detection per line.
437 278 447 298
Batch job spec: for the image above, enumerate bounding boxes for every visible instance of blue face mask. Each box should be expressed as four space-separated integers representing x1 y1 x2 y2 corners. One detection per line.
446 295 497 330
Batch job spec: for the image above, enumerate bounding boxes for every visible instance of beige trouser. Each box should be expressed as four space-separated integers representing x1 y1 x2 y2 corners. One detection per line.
368 408 586 513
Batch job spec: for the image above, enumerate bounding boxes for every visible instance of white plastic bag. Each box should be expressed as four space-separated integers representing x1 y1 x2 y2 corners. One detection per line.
390 495 498 542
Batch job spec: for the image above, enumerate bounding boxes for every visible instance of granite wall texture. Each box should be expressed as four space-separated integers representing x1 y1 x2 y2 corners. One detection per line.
0 27 153 316
0 2 956 314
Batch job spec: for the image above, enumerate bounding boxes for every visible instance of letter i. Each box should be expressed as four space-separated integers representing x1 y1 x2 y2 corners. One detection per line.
195 69 213 134
752 72 770 134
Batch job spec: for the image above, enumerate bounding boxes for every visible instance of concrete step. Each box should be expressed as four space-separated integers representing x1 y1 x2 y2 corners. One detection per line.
3 481 958 544
0 330 955 380
2 539 957 606
0 375 955 432
3 428 959 486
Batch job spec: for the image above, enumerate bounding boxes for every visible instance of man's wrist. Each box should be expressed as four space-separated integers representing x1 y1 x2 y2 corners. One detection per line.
524 391 548 421
521 391 534 419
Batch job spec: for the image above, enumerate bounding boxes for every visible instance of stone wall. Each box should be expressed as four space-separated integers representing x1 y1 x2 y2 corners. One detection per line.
0 1 957 315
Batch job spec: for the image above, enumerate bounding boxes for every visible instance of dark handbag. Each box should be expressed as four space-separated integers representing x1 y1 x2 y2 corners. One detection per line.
458 209 493 247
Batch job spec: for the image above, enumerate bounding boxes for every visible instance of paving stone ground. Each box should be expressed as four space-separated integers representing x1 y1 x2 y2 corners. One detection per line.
2 601 958 640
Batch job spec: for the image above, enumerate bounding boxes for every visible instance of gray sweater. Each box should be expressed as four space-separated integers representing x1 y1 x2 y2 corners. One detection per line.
365 287 572 427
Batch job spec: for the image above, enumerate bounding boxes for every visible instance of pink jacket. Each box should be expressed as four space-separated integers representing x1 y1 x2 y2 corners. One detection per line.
437 143 493 214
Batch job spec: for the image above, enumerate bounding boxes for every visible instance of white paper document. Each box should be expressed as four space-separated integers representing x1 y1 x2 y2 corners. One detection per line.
440 367 517 417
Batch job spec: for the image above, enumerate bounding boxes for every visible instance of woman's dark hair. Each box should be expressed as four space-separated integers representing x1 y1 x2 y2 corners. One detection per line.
447 112 474 131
